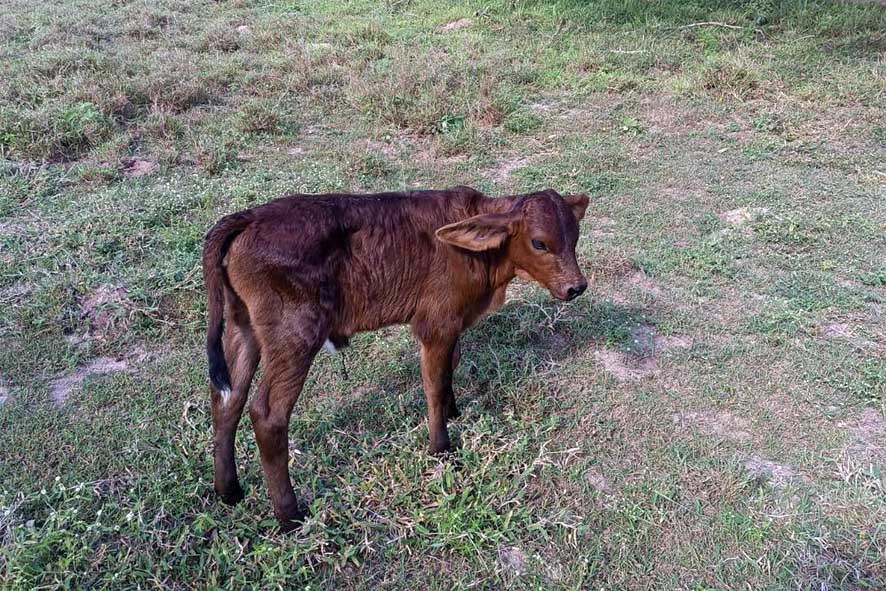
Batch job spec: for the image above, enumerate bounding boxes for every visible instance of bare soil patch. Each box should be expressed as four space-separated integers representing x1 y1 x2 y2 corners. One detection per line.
121 158 158 178
719 207 769 226
487 156 529 184
362 138 399 158
528 329 571 359
627 324 658 358
594 324 691 381
658 335 693 350
0 281 32 302
639 95 708 136
593 349 656 381
626 269 663 298
587 215 616 239
528 100 553 114
65 332 90 347
542 554 566 584
816 320 881 353
673 410 752 441
743 454 805 488
820 322 853 340
0 219 27 236
589 250 634 280
48 346 154 406
439 18 472 33
49 357 130 406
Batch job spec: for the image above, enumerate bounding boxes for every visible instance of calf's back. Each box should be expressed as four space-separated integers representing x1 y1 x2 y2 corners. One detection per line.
224 186 500 336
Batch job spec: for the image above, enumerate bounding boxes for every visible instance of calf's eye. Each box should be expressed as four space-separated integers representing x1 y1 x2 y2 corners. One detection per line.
531 239 548 252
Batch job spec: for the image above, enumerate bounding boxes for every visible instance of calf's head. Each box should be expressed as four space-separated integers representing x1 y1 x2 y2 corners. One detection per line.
436 189 589 301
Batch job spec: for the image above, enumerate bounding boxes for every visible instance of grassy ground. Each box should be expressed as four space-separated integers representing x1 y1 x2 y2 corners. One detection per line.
1 0 884 588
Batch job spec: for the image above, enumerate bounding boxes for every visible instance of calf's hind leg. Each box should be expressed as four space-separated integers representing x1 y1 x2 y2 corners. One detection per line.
211 296 259 505
249 310 323 531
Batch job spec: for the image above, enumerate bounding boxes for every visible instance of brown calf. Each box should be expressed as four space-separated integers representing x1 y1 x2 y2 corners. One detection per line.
203 186 589 530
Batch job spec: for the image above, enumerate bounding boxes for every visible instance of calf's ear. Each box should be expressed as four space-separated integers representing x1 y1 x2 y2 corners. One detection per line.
564 194 590 222
436 212 516 251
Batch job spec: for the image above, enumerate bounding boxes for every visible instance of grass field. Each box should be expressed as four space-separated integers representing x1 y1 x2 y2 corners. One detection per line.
1 0 884 588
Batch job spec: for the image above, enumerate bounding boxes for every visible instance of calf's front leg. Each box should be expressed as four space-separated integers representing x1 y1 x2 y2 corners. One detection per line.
419 338 458 454
446 340 461 420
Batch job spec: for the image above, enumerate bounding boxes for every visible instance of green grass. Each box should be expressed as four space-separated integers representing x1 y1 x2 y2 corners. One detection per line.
1 0 885 589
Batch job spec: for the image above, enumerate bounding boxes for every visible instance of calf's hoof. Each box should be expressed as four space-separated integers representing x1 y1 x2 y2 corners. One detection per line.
429 437 452 456
276 508 308 534
217 482 245 506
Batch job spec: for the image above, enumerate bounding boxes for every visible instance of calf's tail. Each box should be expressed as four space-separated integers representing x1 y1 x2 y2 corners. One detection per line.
203 211 253 394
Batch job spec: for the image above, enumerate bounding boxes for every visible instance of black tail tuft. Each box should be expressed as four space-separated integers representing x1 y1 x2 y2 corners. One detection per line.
208 340 232 393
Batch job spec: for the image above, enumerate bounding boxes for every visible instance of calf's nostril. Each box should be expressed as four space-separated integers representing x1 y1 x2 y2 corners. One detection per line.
566 283 587 300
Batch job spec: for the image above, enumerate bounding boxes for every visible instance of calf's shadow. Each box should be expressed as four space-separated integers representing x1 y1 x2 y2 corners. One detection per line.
294 295 648 444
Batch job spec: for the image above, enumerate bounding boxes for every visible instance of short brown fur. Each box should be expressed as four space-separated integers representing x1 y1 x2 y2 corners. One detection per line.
203 186 589 530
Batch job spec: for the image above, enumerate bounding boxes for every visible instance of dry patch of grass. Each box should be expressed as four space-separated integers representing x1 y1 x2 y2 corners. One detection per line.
674 410 752 442
840 407 886 460
701 58 763 100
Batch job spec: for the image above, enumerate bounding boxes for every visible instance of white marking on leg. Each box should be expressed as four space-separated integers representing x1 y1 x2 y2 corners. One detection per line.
219 388 232 406
323 338 337 354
